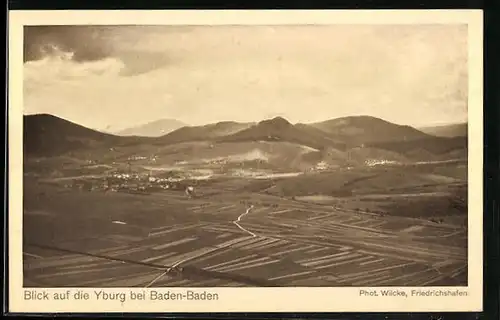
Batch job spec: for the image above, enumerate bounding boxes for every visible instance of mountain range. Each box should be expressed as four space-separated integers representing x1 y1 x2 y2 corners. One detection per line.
23 114 468 166
116 119 188 137
418 123 468 138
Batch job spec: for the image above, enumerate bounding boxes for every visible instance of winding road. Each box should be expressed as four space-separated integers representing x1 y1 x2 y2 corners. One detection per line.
233 205 256 237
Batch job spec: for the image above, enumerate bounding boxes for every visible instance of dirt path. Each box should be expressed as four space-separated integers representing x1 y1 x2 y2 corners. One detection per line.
233 205 256 237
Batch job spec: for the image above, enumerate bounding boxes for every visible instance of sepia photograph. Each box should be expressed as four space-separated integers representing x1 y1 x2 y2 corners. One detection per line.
21 23 470 288
8 10 483 313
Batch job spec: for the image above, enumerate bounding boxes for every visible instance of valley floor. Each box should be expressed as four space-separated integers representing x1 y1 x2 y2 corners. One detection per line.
22 174 467 287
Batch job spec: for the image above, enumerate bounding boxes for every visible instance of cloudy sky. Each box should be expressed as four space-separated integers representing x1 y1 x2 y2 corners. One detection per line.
23 25 468 132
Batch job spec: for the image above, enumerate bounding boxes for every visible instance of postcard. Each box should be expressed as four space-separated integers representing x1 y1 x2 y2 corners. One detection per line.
8 9 483 313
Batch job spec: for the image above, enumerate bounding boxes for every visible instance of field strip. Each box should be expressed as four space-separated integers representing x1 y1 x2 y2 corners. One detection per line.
237 222 288 233
152 237 198 250
187 203 227 211
255 241 294 253
311 255 369 269
352 273 395 286
216 233 233 239
190 279 224 287
23 252 43 259
269 222 299 229
107 246 154 257
288 241 351 252
171 244 241 270
315 255 391 271
150 222 198 232
359 258 385 266
269 209 296 215
239 238 280 250
172 243 233 268
336 217 363 225
420 272 450 286
93 244 131 254
204 254 260 270
185 248 236 266
216 235 255 247
326 222 396 236
310 224 354 234
104 234 144 243
297 251 352 264
365 221 388 229
443 230 466 238
272 244 316 256
401 225 425 233
216 258 280 273
141 252 179 263
230 236 266 249
375 267 434 286
203 225 241 233
203 205 242 214
157 251 202 266
300 253 358 267
104 271 166 287
356 218 384 232
145 270 171 288
217 204 238 211
307 247 333 254
57 261 118 271
211 256 271 272
157 278 193 287
26 255 102 270
433 260 457 268
337 262 413 279
254 239 290 251
305 213 333 221
449 265 467 278
351 219 379 227
211 256 270 272
149 223 203 236
207 204 238 213
342 270 391 284
37 265 124 279
352 241 462 261
356 249 428 264
71 270 162 287
236 237 273 250
269 270 315 281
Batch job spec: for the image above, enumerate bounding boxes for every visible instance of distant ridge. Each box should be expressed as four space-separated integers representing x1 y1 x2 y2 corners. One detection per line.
418 122 468 138
217 116 346 150
309 115 432 145
156 121 255 144
23 113 467 162
23 114 148 156
117 119 188 137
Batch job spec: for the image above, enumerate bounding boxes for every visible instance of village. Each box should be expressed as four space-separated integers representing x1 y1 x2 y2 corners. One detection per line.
65 170 197 197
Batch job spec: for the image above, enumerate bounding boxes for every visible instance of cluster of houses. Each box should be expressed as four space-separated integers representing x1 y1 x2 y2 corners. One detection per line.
312 161 330 171
67 171 195 196
365 159 398 167
127 155 159 162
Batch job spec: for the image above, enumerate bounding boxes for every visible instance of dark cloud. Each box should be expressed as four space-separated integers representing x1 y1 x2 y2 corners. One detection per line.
24 26 115 62
23 26 174 76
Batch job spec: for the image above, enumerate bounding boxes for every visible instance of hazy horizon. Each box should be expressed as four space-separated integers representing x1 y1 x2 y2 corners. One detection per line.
24 111 468 134
23 25 468 132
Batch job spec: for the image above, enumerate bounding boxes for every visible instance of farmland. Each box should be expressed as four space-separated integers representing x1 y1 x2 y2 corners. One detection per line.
23 162 467 287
